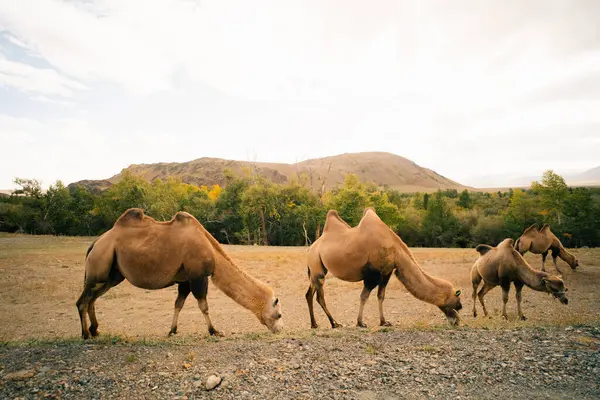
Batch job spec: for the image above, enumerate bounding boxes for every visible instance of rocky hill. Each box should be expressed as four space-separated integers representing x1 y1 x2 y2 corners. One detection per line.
69 152 469 193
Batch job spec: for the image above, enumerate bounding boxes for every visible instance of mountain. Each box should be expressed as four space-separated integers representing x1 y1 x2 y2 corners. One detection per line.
68 152 470 193
569 166 600 186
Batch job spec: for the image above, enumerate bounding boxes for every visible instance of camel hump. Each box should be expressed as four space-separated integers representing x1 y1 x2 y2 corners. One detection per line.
362 207 377 217
174 211 196 224
115 208 145 226
324 209 351 231
326 209 341 219
498 238 515 248
475 244 493 256
540 224 551 233
523 223 539 234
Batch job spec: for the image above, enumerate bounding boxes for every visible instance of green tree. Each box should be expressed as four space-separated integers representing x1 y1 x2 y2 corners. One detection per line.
421 191 461 247
532 170 569 226
457 189 473 209
324 174 369 226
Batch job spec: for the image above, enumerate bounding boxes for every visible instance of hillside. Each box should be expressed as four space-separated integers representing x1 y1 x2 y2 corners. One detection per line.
569 166 600 186
69 152 469 193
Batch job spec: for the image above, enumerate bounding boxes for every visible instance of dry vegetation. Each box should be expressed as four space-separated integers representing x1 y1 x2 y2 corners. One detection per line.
1 233 598 342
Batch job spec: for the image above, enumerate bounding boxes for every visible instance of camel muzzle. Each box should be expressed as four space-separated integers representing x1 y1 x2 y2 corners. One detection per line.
553 292 569 305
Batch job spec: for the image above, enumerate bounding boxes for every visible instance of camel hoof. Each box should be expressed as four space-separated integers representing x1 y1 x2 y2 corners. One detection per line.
168 329 177 336
473 312 477 318
380 321 393 327
332 322 342 329
520 316 527 321
356 322 367 328
310 324 318 329
209 329 224 337
502 315 508 320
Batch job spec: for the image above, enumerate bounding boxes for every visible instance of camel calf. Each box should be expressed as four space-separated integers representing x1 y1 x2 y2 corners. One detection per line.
471 238 569 321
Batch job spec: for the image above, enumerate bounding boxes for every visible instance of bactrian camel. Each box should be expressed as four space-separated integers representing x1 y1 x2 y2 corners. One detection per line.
471 238 569 321
76 208 283 339
514 223 579 275
306 208 463 328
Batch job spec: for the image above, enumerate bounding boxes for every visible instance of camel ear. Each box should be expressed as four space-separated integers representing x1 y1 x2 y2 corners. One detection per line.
273 298 279 307
455 290 461 297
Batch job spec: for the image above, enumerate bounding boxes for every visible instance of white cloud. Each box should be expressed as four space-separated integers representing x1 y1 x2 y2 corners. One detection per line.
0 55 86 97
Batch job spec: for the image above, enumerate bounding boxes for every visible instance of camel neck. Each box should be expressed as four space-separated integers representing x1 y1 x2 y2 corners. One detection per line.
393 249 451 307
516 263 547 292
210 250 271 319
557 246 575 266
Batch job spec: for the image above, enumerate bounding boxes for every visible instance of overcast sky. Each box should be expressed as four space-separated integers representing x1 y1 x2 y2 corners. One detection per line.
1 0 599 189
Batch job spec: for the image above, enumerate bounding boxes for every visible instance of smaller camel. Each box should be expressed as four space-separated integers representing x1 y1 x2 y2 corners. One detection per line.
514 224 579 274
471 238 569 321
76 208 283 339
306 208 463 328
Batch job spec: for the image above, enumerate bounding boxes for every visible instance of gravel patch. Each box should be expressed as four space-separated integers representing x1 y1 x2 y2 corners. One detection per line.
1 326 599 399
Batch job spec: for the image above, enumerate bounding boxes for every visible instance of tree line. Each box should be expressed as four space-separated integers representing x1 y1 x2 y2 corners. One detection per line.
1 168 599 248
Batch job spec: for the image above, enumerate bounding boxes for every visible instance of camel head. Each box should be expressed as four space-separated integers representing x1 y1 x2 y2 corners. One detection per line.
542 276 569 305
260 297 284 333
568 256 579 270
439 289 463 326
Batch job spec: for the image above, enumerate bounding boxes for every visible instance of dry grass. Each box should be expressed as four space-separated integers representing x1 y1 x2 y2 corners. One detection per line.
0 233 599 342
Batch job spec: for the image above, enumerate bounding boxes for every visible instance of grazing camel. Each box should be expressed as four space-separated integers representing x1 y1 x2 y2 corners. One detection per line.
305 208 463 328
471 238 569 321
514 224 579 274
76 208 283 339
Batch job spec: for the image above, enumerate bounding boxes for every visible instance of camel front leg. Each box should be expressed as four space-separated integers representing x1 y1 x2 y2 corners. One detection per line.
315 281 342 329
357 284 375 328
477 282 495 318
541 251 548 272
514 282 526 320
169 282 191 336
377 273 393 326
501 284 511 320
191 278 223 337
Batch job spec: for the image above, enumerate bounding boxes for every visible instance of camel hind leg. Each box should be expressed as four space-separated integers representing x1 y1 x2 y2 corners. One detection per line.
477 282 495 318
312 272 341 329
471 268 482 318
87 269 124 337
169 282 191 336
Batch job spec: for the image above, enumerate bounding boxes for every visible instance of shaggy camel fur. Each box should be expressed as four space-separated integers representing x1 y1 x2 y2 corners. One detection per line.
306 208 463 328
76 208 283 339
514 224 579 274
471 238 569 321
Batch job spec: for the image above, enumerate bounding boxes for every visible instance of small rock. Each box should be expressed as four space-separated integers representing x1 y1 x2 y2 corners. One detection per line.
205 375 221 391
3 369 36 381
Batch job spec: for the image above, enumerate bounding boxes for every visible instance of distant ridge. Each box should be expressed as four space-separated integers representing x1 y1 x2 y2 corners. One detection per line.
69 152 470 193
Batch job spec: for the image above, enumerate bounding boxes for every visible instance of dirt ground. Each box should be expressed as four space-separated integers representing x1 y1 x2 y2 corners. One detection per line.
0 233 599 341
1 233 599 399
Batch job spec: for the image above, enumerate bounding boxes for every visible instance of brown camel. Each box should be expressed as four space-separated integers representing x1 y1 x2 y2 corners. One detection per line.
76 208 283 339
305 207 463 328
514 223 579 274
471 238 569 321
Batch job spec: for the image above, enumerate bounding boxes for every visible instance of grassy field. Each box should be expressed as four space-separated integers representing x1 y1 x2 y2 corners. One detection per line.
0 232 599 342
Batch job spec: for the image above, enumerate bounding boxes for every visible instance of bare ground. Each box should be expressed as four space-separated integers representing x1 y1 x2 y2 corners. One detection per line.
0 233 599 399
